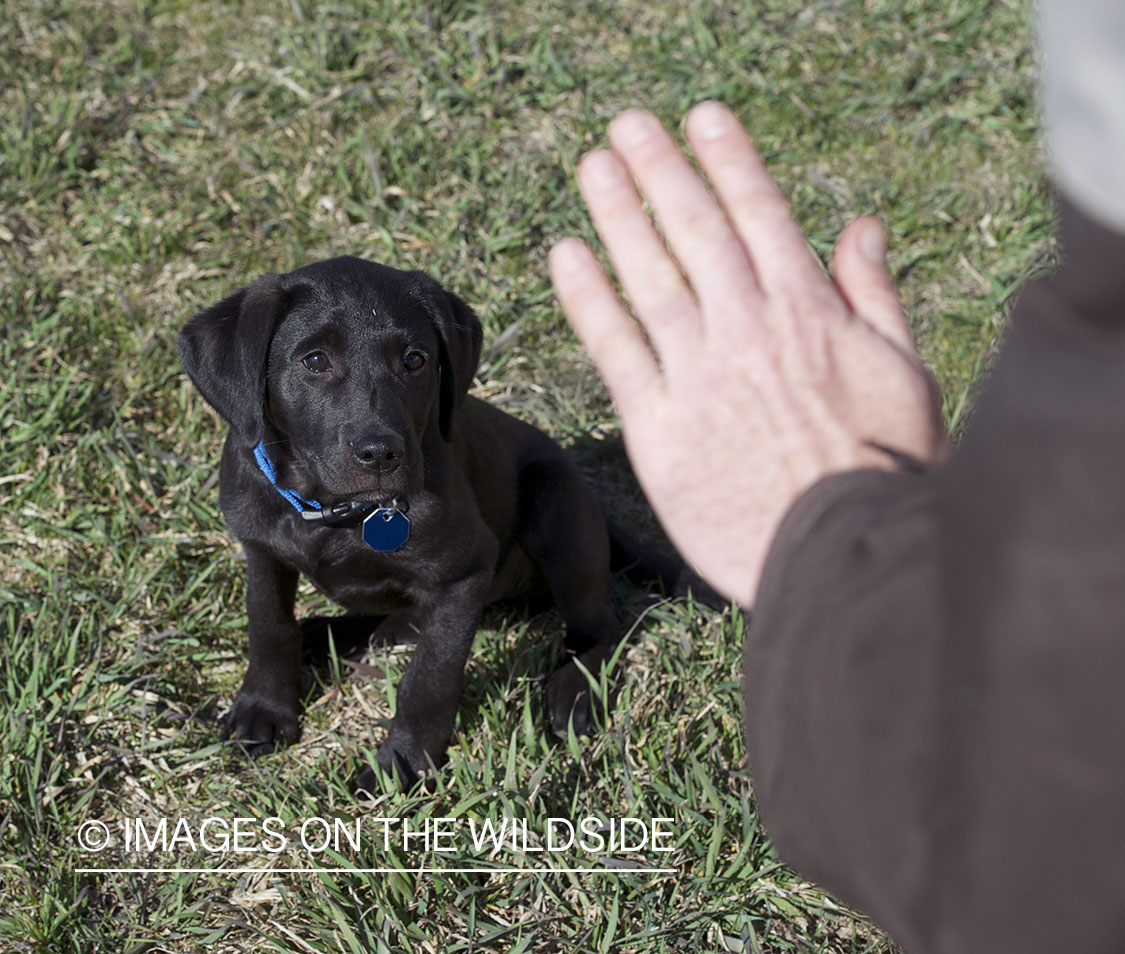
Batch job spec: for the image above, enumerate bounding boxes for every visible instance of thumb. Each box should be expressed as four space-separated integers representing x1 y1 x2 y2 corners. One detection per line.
831 216 916 353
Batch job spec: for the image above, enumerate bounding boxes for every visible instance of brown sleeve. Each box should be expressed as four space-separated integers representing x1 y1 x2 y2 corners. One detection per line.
743 196 1125 954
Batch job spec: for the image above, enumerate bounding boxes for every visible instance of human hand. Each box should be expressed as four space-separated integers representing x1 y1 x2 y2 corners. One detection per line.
549 103 946 607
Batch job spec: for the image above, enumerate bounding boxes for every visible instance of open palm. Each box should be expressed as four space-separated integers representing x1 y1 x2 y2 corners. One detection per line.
550 103 945 606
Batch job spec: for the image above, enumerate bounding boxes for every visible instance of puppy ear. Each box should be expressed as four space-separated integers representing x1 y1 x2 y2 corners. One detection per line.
412 274 483 441
178 274 287 444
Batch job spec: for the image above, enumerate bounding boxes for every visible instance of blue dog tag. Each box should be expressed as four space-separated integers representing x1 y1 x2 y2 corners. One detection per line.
362 507 410 552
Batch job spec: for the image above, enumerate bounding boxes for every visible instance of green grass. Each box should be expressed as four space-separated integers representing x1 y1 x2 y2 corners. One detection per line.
1 0 1051 950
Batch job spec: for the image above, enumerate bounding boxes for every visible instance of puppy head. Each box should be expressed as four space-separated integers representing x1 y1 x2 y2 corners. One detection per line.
178 257 482 505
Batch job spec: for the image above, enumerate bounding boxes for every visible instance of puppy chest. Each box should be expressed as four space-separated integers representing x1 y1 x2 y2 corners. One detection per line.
303 552 419 614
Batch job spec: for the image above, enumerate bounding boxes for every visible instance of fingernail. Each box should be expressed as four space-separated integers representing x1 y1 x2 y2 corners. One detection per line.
690 101 733 140
550 238 586 275
860 223 886 263
580 150 625 190
611 108 660 147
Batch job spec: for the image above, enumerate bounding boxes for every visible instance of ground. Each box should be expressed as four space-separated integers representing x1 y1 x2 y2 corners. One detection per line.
0 1 1051 950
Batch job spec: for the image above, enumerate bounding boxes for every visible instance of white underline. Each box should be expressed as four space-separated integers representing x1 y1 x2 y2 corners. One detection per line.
76 866 677 875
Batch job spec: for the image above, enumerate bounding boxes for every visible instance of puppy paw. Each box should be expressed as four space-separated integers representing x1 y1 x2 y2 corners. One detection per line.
353 763 386 799
546 660 604 738
225 691 300 757
358 734 442 793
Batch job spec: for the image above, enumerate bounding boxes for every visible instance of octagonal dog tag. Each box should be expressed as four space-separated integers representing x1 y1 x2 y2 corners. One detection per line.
362 507 410 552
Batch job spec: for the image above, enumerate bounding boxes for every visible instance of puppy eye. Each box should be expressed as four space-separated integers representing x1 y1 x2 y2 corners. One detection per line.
403 351 426 371
302 351 332 374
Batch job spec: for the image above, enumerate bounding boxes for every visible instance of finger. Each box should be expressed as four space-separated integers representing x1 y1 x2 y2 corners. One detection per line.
606 109 761 316
685 101 830 301
549 237 663 415
831 217 917 353
577 149 700 356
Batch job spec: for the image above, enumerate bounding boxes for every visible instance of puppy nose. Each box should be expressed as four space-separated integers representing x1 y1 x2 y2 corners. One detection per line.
350 433 404 470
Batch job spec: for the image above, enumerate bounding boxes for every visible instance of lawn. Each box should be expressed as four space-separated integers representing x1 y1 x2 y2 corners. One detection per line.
0 1 1052 951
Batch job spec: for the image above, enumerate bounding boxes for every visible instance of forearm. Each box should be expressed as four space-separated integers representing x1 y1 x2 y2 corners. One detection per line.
744 466 944 951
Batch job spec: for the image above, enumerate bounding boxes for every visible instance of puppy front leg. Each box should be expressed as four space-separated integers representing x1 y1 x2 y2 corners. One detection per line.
361 570 492 789
226 544 302 755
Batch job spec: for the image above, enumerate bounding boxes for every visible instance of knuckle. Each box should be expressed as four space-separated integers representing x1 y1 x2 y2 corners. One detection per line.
732 193 792 231
643 258 687 299
677 202 727 239
593 324 639 358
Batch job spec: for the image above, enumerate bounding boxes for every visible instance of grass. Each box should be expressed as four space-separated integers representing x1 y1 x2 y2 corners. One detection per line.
0 0 1052 951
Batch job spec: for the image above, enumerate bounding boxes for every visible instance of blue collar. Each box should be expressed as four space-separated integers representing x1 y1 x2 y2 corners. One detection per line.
253 441 322 515
251 443 410 551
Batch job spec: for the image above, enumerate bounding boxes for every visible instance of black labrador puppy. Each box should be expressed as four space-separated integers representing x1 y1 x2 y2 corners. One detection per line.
179 256 710 788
